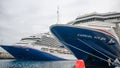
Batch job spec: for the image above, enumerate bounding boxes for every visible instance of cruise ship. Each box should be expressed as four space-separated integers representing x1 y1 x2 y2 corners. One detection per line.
0 32 76 60
50 12 120 67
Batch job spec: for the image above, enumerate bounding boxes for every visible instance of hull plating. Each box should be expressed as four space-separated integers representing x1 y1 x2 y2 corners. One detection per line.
50 25 120 66
0 45 65 60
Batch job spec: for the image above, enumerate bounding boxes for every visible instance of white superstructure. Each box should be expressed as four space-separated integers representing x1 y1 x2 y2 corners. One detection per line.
68 12 120 42
15 32 76 60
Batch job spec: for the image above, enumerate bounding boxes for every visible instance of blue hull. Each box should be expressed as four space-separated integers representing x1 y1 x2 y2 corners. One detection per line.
50 24 120 66
0 45 65 60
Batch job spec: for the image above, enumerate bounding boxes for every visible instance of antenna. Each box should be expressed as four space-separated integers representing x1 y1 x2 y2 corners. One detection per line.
56 6 59 24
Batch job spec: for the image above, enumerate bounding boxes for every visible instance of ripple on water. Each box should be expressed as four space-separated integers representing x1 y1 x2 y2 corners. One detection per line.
0 59 76 68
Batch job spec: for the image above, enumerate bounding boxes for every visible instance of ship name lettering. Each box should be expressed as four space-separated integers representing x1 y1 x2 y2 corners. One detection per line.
94 36 106 41
77 34 92 38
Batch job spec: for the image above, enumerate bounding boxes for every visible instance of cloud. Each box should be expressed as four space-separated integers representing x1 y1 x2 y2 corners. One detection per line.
0 0 120 45
0 0 59 44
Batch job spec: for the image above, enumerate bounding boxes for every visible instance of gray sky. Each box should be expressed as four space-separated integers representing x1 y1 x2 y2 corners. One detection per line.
0 0 120 44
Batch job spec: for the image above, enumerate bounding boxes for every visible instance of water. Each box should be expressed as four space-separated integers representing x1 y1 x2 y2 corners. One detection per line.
0 59 76 68
0 59 115 68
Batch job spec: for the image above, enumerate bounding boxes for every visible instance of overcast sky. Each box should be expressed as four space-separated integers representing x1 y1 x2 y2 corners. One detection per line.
0 0 120 45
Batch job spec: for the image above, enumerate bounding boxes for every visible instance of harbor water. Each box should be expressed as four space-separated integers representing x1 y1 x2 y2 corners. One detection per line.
0 59 76 68
0 59 115 68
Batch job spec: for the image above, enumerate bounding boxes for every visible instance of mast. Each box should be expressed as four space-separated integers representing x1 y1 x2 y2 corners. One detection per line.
56 6 59 24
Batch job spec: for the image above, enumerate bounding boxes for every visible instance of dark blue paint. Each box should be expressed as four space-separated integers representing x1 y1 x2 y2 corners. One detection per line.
0 45 65 60
50 25 120 66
